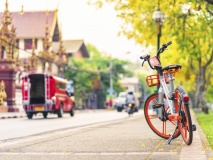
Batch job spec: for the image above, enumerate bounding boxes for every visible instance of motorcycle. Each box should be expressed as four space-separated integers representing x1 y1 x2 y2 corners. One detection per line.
126 103 136 116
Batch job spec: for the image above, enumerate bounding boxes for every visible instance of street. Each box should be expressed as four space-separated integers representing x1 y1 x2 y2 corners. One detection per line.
0 109 210 160
0 110 134 140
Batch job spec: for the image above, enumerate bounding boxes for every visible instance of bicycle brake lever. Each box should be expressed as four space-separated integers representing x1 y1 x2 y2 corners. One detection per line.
142 60 145 67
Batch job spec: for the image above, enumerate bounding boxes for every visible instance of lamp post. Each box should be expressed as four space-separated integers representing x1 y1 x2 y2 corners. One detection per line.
152 7 165 93
109 54 113 96
152 8 165 52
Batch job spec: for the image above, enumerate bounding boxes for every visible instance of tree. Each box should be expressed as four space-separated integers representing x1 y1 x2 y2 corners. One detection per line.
88 0 213 108
65 59 96 109
65 44 134 108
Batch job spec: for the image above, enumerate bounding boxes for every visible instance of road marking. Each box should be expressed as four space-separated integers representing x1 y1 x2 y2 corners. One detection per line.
0 152 177 156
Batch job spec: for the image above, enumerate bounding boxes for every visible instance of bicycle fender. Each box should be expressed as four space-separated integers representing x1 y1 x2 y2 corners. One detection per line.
176 86 190 105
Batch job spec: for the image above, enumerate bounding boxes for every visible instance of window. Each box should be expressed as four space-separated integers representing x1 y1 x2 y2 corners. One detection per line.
56 82 66 90
24 39 37 50
16 39 19 48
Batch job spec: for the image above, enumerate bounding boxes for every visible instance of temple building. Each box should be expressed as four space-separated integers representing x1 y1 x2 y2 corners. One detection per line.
0 0 90 111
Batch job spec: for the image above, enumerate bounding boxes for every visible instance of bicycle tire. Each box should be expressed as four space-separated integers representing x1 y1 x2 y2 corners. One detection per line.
144 93 181 139
175 86 193 145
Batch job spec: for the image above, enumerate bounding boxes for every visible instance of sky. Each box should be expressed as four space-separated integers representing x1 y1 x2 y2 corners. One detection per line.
0 0 144 62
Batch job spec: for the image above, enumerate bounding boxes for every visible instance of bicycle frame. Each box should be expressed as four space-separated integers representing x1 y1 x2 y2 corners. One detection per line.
158 73 176 118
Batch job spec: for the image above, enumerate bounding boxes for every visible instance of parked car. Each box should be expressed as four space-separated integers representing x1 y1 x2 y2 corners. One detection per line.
114 92 127 112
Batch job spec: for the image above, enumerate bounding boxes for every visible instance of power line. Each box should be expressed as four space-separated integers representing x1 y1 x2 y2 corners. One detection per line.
0 37 109 74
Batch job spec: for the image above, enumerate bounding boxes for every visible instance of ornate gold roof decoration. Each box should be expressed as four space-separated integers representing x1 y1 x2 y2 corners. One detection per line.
19 5 24 15
38 11 54 62
44 11 52 51
54 28 67 66
15 51 20 67
0 80 7 105
0 0 16 63
29 38 37 71
2 0 12 26
23 58 28 71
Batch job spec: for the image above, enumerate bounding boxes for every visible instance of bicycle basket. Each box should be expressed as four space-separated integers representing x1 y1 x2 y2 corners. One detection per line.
146 74 169 87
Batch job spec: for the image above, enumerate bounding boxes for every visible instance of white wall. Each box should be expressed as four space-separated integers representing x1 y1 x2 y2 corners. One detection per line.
15 89 24 112
18 39 43 58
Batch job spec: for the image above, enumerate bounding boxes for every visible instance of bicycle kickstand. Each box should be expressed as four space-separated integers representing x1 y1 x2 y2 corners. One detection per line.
167 125 178 144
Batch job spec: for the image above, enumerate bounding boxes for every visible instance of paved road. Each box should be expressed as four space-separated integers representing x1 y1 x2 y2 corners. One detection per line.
0 110 134 140
0 109 212 160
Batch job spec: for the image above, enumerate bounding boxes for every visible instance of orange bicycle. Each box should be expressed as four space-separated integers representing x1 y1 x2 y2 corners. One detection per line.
140 41 196 145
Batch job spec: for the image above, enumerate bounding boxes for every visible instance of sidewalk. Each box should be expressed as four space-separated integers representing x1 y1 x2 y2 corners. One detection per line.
0 109 213 159
179 110 213 160
0 111 26 119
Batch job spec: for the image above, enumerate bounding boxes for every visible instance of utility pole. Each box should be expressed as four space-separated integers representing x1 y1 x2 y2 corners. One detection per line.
110 54 113 96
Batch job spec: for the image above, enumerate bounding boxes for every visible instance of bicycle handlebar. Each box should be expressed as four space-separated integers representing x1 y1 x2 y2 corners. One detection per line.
156 41 172 59
140 41 172 69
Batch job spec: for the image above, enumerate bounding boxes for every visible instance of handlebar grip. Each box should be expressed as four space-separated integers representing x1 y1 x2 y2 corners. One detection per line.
167 41 172 46
140 54 149 59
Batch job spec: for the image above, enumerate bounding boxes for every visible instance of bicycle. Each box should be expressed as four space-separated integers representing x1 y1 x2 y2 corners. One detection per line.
140 41 196 145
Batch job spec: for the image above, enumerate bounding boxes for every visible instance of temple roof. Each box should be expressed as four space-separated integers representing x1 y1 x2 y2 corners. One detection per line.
0 10 58 38
52 40 89 58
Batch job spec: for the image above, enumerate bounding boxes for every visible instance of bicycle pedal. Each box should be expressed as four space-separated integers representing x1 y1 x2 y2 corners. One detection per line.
152 104 163 109
192 124 196 131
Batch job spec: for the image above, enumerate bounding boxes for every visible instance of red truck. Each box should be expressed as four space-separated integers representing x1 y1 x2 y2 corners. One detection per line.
22 73 75 119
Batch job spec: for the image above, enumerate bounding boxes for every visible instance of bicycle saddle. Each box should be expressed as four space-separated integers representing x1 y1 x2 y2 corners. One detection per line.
162 64 182 73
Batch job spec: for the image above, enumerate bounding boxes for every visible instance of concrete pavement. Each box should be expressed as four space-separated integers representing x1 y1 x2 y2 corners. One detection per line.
179 110 213 160
0 109 212 160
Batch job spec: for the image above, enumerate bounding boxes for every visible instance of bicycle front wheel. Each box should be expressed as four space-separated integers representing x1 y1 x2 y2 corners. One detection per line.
175 86 193 145
144 93 180 139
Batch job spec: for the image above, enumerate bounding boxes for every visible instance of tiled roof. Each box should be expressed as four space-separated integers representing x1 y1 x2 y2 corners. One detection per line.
52 40 90 58
0 10 57 38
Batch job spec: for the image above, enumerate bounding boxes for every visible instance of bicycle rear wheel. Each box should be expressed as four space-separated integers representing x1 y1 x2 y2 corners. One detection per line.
144 93 180 139
175 86 193 145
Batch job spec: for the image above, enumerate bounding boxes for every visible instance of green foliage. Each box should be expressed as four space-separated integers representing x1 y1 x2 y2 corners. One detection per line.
64 59 95 106
138 73 156 96
65 44 134 107
88 0 213 104
195 110 213 149
206 84 213 102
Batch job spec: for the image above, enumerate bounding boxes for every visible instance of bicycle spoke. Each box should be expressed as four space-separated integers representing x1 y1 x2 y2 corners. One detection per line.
175 86 193 145
162 121 166 135
149 114 158 119
169 120 176 125
153 99 159 105
144 93 180 139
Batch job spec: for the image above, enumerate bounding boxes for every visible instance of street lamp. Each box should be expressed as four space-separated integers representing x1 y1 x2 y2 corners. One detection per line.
152 7 165 93
152 8 165 52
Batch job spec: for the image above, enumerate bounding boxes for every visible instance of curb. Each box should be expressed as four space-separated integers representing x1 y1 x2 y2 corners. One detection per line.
0 109 110 120
0 115 26 119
